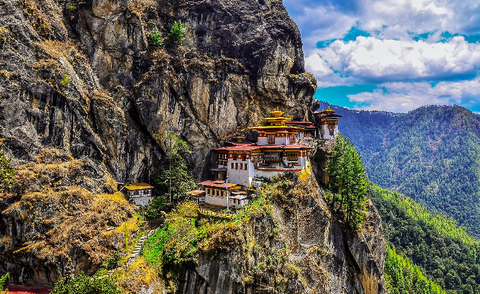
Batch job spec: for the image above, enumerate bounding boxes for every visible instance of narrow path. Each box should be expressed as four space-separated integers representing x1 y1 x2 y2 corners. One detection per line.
124 229 157 268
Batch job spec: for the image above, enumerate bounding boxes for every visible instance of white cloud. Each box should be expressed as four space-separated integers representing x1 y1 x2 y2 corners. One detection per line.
295 5 358 48
285 0 480 113
287 0 480 45
305 36 480 85
347 78 480 112
304 54 333 78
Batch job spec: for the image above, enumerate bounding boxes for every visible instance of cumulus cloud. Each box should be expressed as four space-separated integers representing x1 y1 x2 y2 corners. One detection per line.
347 78 480 112
284 0 480 112
285 0 480 44
306 36 480 85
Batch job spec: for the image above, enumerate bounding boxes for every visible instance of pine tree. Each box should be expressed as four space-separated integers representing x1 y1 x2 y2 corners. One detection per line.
325 133 369 230
0 149 15 192
156 134 195 203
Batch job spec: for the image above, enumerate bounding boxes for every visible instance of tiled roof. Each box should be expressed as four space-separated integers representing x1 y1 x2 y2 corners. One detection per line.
214 145 262 151
214 144 312 152
261 144 312 150
124 183 154 190
198 180 242 189
283 145 312 150
227 142 255 146
286 121 312 124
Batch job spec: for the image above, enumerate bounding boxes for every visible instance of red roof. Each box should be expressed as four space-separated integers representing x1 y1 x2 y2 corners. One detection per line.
260 144 312 150
227 142 255 146
198 181 241 189
7 285 53 294
306 126 317 129
214 144 312 152
214 145 262 151
283 144 312 150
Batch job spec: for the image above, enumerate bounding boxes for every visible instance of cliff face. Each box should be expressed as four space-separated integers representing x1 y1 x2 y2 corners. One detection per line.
0 0 316 181
0 0 388 290
0 0 316 284
172 174 387 294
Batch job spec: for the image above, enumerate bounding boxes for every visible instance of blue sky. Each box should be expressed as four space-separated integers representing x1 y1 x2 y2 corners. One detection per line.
283 0 480 113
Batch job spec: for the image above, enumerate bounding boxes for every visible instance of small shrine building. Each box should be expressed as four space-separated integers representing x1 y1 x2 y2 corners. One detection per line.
121 182 154 206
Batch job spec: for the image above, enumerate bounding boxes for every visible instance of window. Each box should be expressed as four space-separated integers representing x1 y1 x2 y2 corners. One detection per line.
289 134 296 143
287 152 298 161
231 163 234 169
235 163 238 169
240 163 243 170
244 163 248 170
267 134 275 144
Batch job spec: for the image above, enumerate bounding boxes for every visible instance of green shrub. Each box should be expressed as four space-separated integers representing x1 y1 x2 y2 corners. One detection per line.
0 150 15 192
145 194 168 219
168 20 186 45
105 251 122 270
149 27 163 49
69 5 77 12
0 272 9 293
61 74 71 86
51 272 120 294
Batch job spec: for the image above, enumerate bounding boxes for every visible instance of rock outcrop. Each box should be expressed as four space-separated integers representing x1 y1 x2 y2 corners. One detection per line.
173 174 387 294
0 0 317 181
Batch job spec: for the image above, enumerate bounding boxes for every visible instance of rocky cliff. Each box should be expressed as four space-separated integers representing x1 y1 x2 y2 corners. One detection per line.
0 0 316 284
0 0 388 291
0 0 317 181
152 174 387 294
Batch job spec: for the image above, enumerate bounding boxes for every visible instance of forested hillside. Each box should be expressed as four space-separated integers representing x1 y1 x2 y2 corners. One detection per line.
319 102 480 238
370 185 480 294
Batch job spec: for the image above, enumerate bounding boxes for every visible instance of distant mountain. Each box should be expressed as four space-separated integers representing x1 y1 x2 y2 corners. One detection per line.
369 184 480 293
319 102 480 238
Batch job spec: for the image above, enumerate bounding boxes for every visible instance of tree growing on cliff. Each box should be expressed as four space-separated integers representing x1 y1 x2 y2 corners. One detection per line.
0 272 9 293
169 20 186 45
0 149 15 192
325 133 369 230
149 27 163 49
150 134 194 211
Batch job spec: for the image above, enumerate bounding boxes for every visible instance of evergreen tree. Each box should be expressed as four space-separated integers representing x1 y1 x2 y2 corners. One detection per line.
325 133 369 230
156 134 195 203
0 149 15 192
168 20 186 45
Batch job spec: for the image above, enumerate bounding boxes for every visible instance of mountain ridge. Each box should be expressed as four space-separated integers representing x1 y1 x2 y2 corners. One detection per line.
319 101 480 238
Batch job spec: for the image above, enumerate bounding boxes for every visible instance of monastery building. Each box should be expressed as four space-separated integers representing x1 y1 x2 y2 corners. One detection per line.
194 108 341 209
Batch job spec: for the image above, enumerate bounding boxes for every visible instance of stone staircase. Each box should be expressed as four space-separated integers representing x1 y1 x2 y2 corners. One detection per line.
124 229 157 268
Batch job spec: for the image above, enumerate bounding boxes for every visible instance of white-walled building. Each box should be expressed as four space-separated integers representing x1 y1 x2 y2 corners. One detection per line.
194 108 341 209
122 183 154 206
198 181 248 208
314 108 342 140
